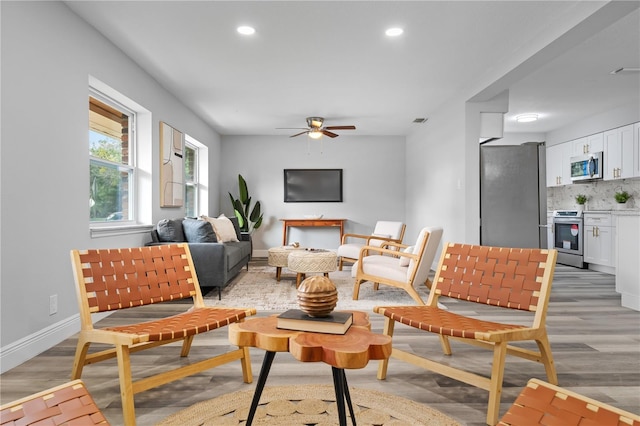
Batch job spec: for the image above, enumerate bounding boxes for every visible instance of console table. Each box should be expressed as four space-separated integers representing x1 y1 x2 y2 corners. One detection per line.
280 218 346 246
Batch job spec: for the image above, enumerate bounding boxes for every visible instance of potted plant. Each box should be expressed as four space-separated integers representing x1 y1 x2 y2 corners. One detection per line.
228 174 263 233
614 190 631 209
575 194 588 211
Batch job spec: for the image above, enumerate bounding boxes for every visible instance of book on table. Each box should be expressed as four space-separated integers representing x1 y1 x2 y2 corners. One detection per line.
276 309 353 335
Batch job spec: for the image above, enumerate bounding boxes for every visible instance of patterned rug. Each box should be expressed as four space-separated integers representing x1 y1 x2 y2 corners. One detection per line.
203 265 432 311
156 384 461 425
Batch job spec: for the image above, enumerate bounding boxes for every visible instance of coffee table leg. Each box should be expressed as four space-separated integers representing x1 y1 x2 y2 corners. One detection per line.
341 369 356 424
247 351 276 426
331 367 356 426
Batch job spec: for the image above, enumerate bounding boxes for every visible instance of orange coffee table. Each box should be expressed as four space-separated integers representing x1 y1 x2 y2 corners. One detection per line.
228 311 391 426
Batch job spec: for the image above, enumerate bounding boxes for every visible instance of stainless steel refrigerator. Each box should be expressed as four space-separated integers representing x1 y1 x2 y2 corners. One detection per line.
480 142 547 248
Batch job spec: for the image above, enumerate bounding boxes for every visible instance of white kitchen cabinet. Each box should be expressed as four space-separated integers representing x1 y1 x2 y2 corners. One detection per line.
616 213 640 311
571 133 603 155
604 124 634 180
584 212 615 268
546 142 571 187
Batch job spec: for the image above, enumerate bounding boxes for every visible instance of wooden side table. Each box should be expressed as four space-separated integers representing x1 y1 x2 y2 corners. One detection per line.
228 311 391 426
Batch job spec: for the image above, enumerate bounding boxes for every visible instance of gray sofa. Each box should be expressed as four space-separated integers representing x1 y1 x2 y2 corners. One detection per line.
147 217 251 299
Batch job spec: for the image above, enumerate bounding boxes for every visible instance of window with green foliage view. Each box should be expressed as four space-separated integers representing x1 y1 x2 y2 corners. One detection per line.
89 95 135 222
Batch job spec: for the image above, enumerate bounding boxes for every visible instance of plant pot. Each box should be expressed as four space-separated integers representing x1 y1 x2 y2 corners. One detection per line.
616 202 628 210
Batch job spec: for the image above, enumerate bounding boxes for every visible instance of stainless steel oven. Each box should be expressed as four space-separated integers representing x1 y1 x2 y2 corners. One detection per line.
552 210 584 268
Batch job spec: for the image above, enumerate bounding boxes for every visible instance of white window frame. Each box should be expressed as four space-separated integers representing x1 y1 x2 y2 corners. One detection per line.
89 77 153 237
184 140 199 217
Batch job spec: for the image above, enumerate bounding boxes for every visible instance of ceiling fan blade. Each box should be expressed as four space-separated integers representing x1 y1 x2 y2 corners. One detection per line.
276 127 308 130
289 131 308 138
325 125 356 130
322 130 339 138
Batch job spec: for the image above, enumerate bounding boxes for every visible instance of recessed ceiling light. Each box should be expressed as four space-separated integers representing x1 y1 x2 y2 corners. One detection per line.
516 114 539 123
385 28 403 37
237 26 255 35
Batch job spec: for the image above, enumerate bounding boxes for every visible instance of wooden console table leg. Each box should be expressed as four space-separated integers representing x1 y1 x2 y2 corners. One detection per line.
246 351 276 426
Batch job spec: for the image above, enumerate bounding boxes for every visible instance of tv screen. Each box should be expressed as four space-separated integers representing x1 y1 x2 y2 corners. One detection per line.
284 169 343 203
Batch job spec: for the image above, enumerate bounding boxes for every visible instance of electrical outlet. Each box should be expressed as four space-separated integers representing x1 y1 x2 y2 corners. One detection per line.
49 294 58 315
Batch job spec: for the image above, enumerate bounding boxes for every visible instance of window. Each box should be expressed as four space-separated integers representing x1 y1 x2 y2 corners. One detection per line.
184 141 198 217
89 94 135 223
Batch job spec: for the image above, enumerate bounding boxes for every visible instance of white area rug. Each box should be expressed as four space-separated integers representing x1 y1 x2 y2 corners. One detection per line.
204 265 431 311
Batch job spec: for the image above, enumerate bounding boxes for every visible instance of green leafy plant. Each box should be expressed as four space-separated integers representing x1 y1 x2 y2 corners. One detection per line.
575 194 588 205
614 190 631 203
228 174 263 232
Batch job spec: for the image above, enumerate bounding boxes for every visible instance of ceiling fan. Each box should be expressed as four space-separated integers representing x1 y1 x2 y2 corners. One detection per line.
278 117 356 139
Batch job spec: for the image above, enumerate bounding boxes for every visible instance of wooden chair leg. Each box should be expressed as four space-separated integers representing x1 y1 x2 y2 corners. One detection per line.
115 344 137 426
240 345 253 383
373 283 379 291
486 342 508 426
338 258 343 271
404 286 426 305
180 335 194 357
377 317 395 380
536 334 558 385
439 335 452 355
71 338 91 380
352 279 362 300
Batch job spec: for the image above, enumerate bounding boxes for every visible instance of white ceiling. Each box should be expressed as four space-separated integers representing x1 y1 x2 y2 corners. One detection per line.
65 1 639 138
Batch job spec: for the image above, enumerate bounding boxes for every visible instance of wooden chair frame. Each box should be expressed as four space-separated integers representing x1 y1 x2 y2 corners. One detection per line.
353 226 442 305
338 222 406 270
69 243 256 425
375 242 558 425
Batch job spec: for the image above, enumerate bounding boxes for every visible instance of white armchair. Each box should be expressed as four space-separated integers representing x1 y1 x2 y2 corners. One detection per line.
337 221 406 270
351 226 443 305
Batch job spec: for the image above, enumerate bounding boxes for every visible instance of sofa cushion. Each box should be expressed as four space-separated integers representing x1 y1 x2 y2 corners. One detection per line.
156 219 186 242
182 219 217 243
399 246 414 267
201 214 239 242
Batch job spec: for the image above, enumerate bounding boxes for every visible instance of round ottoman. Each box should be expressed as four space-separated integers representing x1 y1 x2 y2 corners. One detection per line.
287 249 338 288
268 246 304 281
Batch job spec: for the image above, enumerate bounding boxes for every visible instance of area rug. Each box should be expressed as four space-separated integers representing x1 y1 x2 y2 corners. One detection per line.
204 265 432 311
156 384 461 425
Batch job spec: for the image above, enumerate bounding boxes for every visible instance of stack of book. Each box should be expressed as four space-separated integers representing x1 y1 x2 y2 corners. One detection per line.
276 309 353 335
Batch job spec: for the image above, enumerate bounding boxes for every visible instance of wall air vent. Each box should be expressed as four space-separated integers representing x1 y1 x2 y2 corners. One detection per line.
610 67 640 75
413 117 428 124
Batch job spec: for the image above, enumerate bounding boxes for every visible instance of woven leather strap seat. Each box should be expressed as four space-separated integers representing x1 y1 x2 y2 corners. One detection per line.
70 243 256 425
500 379 640 426
375 242 559 426
0 380 108 425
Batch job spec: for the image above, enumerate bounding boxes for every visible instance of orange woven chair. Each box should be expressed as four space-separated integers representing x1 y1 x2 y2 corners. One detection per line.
0 379 108 425
500 378 640 426
375 243 558 425
69 243 256 425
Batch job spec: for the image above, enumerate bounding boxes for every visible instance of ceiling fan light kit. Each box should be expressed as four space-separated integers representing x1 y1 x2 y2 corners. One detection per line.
279 116 356 139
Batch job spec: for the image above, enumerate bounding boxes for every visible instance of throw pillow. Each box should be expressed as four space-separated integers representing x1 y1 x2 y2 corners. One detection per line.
399 246 414 267
182 219 217 243
201 214 239 242
156 219 186 242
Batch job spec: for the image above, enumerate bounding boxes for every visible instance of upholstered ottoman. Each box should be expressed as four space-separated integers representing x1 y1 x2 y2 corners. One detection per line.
287 249 338 288
268 246 304 281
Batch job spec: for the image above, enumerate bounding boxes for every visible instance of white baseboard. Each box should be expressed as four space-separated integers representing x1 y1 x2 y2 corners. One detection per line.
0 311 110 374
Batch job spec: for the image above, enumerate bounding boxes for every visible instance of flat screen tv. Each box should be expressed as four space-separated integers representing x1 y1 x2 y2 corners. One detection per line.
284 169 343 203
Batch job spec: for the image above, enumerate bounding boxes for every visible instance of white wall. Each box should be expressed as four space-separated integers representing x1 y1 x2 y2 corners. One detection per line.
220 135 406 254
0 2 221 372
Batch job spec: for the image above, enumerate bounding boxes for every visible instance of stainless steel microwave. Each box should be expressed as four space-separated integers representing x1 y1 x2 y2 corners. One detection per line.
570 152 603 181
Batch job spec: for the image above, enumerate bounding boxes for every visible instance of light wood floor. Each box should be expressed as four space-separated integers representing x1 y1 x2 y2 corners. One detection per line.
1 262 639 425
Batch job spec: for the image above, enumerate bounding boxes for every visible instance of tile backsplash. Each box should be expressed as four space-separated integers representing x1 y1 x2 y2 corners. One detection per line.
547 178 640 211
